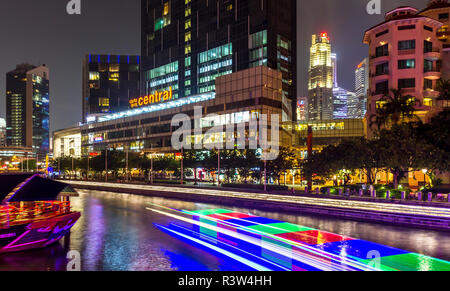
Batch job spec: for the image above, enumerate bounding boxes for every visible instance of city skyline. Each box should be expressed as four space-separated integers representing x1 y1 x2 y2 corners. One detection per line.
0 0 449 273
0 0 430 133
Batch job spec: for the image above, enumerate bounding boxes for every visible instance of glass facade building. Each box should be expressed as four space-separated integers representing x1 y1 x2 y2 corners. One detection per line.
80 66 290 155
0 118 6 147
354 58 369 118
82 54 140 122
6 64 50 156
141 0 297 119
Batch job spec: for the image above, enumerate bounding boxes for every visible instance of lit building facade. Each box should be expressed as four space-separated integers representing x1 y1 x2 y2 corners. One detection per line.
308 33 334 120
332 87 352 119
331 53 338 88
6 64 50 157
296 97 308 121
283 118 365 159
141 0 297 120
363 6 445 136
354 58 370 118
82 54 140 122
0 118 6 147
80 66 291 155
419 0 450 80
53 127 82 158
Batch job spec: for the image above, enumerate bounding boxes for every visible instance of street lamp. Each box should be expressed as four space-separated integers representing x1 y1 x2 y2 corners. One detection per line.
125 145 129 182
105 146 108 182
181 147 184 185
264 158 267 192
422 169 427 187
217 149 221 186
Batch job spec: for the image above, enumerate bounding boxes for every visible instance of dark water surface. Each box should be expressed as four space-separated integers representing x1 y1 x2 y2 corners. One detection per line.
1 190 449 271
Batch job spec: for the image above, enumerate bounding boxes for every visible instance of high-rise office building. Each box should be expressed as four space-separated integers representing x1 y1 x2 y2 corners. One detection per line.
347 92 361 119
308 33 334 120
141 0 297 119
0 118 6 147
6 64 50 155
332 87 357 119
82 54 140 122
354 58 369 118
331 53 338 88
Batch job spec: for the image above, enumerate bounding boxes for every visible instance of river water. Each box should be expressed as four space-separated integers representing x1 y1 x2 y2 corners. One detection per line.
1 189 449 271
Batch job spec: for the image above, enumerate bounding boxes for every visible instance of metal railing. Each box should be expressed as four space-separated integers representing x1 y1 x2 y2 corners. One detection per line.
0 201 71 229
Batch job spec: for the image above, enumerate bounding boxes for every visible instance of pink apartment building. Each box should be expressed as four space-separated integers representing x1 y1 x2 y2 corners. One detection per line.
363 1 450 137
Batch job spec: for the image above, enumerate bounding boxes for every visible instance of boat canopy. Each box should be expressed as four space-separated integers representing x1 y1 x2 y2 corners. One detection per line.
0 174 76 204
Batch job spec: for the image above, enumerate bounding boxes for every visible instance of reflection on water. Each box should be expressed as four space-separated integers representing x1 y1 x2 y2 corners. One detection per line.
1 190 449 271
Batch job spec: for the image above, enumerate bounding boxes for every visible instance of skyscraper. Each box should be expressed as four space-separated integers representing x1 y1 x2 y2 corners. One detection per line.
331 53 338 88
6 64 50 156
141 0 297 119
0 118 6 147
354 58 369 118
82 54 140 122
308 33 334 120
332 87 348 119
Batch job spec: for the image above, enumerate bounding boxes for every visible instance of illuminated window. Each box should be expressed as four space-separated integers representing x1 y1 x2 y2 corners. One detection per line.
423 98 433 107
376 101 387 109
163 2 170 15
89 72 100 81
185 0 191 4
185 7 191 17
109 72 119 81
185 19 191 30
109 64 119 72
226 4 233 11
185 57 191 67
185 44 191 55
99 98 109 107
185 31 191 43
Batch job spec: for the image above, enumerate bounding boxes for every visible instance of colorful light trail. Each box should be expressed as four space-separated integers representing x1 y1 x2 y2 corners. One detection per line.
70 181 450 218
147 204 450 271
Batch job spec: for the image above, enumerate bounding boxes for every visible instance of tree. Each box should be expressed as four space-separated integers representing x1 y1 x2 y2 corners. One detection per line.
436 79 450 101
237 150 259 183
183 150 206 184
266 147 297 185
369 89 420 133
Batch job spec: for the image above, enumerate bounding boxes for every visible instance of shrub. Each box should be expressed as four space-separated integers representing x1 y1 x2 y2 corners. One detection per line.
221 183 288 191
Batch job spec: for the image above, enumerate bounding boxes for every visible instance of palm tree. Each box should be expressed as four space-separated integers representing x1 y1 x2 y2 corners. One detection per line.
369 89 420 132
436 79 450 102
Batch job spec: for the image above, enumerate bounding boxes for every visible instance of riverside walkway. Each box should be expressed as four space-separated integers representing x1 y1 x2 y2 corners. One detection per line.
68 181 450 231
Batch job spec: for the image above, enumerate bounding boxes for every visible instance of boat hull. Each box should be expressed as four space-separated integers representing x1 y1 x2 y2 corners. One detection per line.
0 212 81 253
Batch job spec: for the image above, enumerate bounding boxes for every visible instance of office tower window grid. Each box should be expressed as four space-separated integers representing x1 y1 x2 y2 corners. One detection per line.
142 0 297 119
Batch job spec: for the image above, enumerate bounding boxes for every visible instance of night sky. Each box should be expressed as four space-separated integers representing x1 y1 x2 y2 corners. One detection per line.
0 0 428 133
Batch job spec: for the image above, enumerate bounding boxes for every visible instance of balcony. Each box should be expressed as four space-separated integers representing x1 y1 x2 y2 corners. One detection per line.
424 48 441 61
370 54 389 63
423 90 439 98
400 88 416 94
424 67 441 80
398 49 415 56
371 71 389 82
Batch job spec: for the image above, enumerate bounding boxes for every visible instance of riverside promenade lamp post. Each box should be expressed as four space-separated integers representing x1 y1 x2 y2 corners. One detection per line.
422 169 428 187
105 146 108 182
217 149 221 187
181 147 184 185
